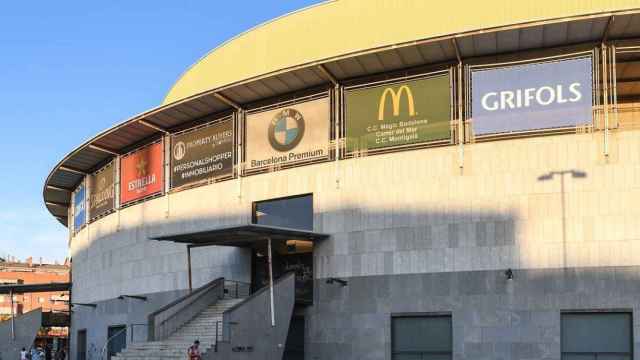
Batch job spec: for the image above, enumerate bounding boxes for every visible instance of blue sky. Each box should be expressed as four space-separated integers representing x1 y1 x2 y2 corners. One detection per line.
0 1 322 263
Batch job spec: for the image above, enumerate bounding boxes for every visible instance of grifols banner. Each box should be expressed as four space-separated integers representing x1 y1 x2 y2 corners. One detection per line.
471 57 593 135
120 142 164 204
245 97 330 170
171 119 234 188
89 162 115 219
345 74 451 153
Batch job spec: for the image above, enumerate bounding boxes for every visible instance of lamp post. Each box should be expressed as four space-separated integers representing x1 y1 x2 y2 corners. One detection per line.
537 170 587 268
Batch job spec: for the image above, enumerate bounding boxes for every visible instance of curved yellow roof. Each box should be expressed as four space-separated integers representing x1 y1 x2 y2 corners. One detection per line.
163 0 640 105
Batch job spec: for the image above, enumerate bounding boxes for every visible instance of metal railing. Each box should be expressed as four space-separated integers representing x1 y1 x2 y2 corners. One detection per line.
148 277 225 341
99 327 127 360
223 280 251 299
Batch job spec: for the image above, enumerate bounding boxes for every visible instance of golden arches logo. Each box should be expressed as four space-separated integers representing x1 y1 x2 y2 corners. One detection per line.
378 85 416 121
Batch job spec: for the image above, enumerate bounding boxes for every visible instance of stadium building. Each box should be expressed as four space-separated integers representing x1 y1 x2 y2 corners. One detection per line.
42 1 640 359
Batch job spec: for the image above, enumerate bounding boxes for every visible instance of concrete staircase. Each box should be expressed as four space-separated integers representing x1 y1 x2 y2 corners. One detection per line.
113 298 244 360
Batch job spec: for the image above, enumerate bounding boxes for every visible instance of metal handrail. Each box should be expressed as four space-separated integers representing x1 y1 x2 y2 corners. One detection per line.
99 327 127 360
223 279 251 299
149 277 223 318
148 277 225 341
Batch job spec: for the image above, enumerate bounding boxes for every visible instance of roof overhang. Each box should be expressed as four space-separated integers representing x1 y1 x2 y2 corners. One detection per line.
0 282 71 294
44 9 640 226
151 224 330 247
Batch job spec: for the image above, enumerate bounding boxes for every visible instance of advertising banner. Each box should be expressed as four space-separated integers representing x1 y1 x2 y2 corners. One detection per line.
73 183 86 230
89 162 115 219
345 74 451 152
245 97 330 170
171 119 234 188
120 142 164 204
471 57 593 135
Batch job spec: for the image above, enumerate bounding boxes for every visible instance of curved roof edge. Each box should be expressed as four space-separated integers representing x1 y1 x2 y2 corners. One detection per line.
163 0 640 105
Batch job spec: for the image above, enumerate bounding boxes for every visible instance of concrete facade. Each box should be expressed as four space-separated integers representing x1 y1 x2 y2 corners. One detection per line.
0 309 42 360
70 129 640 359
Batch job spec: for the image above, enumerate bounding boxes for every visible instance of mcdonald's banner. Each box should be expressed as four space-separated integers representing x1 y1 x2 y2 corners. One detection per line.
171 119 234 188
245 97 331 171
345 74 451 153
73 182 86 230
120 142 164 204
471 57 593 135
89 162 115 219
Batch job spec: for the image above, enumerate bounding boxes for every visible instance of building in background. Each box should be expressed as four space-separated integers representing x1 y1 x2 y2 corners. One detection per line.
41 1 640 359
0 258 70 351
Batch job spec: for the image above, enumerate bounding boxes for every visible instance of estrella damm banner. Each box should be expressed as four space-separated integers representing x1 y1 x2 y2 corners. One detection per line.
345 74 451 153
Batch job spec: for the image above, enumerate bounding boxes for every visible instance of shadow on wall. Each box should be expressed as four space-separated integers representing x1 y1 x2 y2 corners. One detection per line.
71 166 599 296
537 169 588 270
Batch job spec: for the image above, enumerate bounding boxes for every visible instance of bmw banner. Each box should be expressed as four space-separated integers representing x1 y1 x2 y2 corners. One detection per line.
471 57 593 136
245 97 331 171
73 182 86 230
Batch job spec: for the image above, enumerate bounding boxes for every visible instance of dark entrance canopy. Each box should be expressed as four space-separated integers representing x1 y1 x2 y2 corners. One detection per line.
151 224 328 296
150 224 330 247
0 282 70 295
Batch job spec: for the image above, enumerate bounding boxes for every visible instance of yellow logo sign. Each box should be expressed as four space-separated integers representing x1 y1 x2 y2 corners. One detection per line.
378 85 416 121
136 158 148 177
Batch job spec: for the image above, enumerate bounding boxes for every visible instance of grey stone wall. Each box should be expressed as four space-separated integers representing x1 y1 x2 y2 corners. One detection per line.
69 289 186 360
67 130 640 359
205 273 296 360
306 267 640 360
0 309 41 360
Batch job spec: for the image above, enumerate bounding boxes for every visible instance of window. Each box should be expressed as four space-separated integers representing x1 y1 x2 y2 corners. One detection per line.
253 194 313 230
562 312 633 360
392 315 452 360
77 329 87 360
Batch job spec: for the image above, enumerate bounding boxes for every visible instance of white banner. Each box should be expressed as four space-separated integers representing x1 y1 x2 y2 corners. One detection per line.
245 97 331 170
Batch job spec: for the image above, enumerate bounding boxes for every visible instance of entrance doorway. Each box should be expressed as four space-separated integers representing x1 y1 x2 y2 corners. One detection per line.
283 316 305 360
251 239 314 302
106 325 126 360
252 194 314 302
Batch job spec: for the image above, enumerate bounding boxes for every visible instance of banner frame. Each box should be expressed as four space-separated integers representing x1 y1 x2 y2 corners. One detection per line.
72 179 87 233
119 138 165 207
87 160 116 222
242 91 333 176
169 115 236 193
467 50 597 141
342 68 455 158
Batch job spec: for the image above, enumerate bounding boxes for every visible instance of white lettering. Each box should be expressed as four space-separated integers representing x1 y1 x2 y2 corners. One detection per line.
480 83 584 111
569 82 582 102
481 92 499 111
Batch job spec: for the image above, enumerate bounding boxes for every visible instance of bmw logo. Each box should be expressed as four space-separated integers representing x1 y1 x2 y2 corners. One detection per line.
268 108 305 152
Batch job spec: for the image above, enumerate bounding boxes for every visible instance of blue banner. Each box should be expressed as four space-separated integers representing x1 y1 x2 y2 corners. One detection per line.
471 57 593 135
74 183 86 230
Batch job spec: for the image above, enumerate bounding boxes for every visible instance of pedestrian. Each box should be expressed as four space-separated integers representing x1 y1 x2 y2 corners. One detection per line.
20 348 27 360
44 345 52 360
187 340 201 360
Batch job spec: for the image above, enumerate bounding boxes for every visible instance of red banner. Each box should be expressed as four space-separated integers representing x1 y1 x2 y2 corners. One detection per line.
120 142 164 204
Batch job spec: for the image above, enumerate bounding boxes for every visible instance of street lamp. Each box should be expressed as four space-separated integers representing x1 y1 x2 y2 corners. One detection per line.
537 170 587 268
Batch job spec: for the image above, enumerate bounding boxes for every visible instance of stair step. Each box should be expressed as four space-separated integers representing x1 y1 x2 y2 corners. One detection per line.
115 296 244 359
